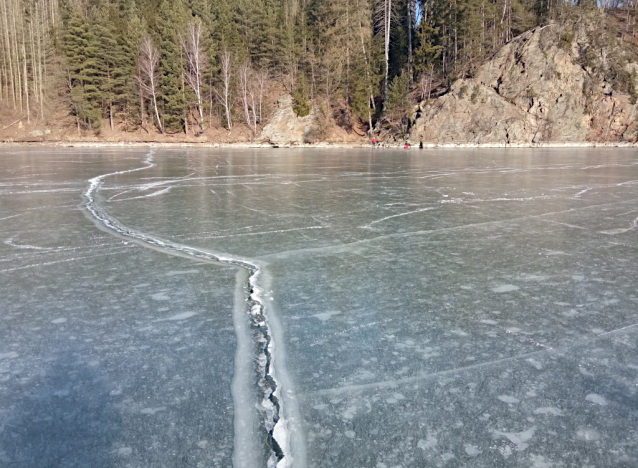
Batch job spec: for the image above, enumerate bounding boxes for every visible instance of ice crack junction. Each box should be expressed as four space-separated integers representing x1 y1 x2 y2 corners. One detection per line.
84 149 289 468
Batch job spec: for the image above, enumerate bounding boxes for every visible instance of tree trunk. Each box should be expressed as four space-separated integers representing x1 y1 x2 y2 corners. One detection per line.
345 0 351 120
2 0 15 108
12 4 23 112
21 17 29 123
383 0 391 111
407 0 413 86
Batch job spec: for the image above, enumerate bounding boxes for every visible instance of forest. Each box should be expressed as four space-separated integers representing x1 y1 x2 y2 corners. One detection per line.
0 0 636 136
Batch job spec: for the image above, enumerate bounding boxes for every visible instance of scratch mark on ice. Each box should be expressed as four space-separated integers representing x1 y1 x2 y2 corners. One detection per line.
360 207 436 229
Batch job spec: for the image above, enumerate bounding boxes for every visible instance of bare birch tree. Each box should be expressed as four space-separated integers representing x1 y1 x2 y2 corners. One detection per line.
355 0 375 131
238 62 251 131
246 67 258 135
215 50 233 131
255 68 268 124
0 0 54 119
137 36 163 134
180 19 207 134
375 0 394 111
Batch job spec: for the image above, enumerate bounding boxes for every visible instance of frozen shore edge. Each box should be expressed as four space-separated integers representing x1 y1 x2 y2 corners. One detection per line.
2 140 638 149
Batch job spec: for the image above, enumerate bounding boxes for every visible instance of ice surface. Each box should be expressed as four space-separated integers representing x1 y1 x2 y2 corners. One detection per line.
1 146 638 467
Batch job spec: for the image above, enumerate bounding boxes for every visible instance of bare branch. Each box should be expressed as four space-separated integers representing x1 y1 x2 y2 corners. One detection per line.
137 35 164 134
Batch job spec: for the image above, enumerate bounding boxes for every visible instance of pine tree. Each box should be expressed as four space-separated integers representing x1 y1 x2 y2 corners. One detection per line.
385 72 409 122
414 9 444 76
350 55 374 127
158 0 186 133
292 74 311 116
63 8 102 132
93 5 133 132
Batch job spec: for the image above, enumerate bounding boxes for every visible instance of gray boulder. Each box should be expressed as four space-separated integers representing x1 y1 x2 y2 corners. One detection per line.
260 94 320 145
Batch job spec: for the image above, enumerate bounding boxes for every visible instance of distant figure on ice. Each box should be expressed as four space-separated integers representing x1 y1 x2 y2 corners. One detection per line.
404 139 410 150
419 141 423 149
372 137 377 149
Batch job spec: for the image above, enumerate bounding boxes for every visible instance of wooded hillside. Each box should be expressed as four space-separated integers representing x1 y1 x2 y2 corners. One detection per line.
0 0 636 139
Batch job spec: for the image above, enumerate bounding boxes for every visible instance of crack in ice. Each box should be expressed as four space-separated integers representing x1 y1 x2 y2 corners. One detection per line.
84 149 293 468
360 207 437 229
307 321 638 398
601 216 638 235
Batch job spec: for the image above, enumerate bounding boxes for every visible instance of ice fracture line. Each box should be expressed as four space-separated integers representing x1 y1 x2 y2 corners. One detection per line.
84 149 295 468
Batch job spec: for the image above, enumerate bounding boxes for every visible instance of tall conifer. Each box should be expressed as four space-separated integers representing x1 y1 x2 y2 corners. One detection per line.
158 0 186 133
63 8 102 131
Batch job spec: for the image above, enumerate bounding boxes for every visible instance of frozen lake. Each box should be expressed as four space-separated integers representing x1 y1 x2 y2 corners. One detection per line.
1 146 637 467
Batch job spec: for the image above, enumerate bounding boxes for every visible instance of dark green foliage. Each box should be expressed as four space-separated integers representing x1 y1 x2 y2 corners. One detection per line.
41 0 638 134
470 85 480 103
351 58 373 123
63 8 102 132
93 5 135 129
158 0 186 133
414 14 443 76
610 67 638 104
558 27 574 52
293 75 311 117
386 74 410 115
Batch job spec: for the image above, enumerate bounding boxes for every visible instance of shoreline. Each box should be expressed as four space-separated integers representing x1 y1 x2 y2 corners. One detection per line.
1 140 638 149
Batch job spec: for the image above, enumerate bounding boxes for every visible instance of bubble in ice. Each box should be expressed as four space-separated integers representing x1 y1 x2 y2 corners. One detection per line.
534 407 563 416
498 395 520 404
585 394 608 406
417 435 438 450
51 318 67 324
141 407 167 415
155 312 198 322
576 427 600 441
116 447 133 456
464 444 482 456
492 426 536 451
386 393 405 404
313 310 341 322
491 284 520 293
151 292 170 301
529 454 558 467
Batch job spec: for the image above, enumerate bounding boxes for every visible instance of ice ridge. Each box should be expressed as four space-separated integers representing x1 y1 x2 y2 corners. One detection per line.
84 148 289 468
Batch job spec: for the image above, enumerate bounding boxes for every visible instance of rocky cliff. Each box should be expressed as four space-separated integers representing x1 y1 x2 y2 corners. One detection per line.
410 14 638 144
260 94 321 145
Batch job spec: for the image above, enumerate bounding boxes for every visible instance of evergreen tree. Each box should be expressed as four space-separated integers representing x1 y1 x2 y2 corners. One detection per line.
385 73 409 121
93 4 134 131
414 9 443 76
63 7 102 132
158 0 187 133
10 0 631 135
293 74 311 117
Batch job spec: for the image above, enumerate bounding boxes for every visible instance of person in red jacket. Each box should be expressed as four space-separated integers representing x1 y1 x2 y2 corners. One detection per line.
372 137 377 149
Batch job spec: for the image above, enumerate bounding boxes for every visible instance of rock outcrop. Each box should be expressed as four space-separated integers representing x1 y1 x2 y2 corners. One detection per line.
410 16 638 144
260 94 321 145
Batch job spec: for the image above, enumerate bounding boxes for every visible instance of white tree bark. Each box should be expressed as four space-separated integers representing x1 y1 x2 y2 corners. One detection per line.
214 51 233 131
256 69 268 124
239 62 251 130
180 20 207 134
137 36 164 134
375 0 393 111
